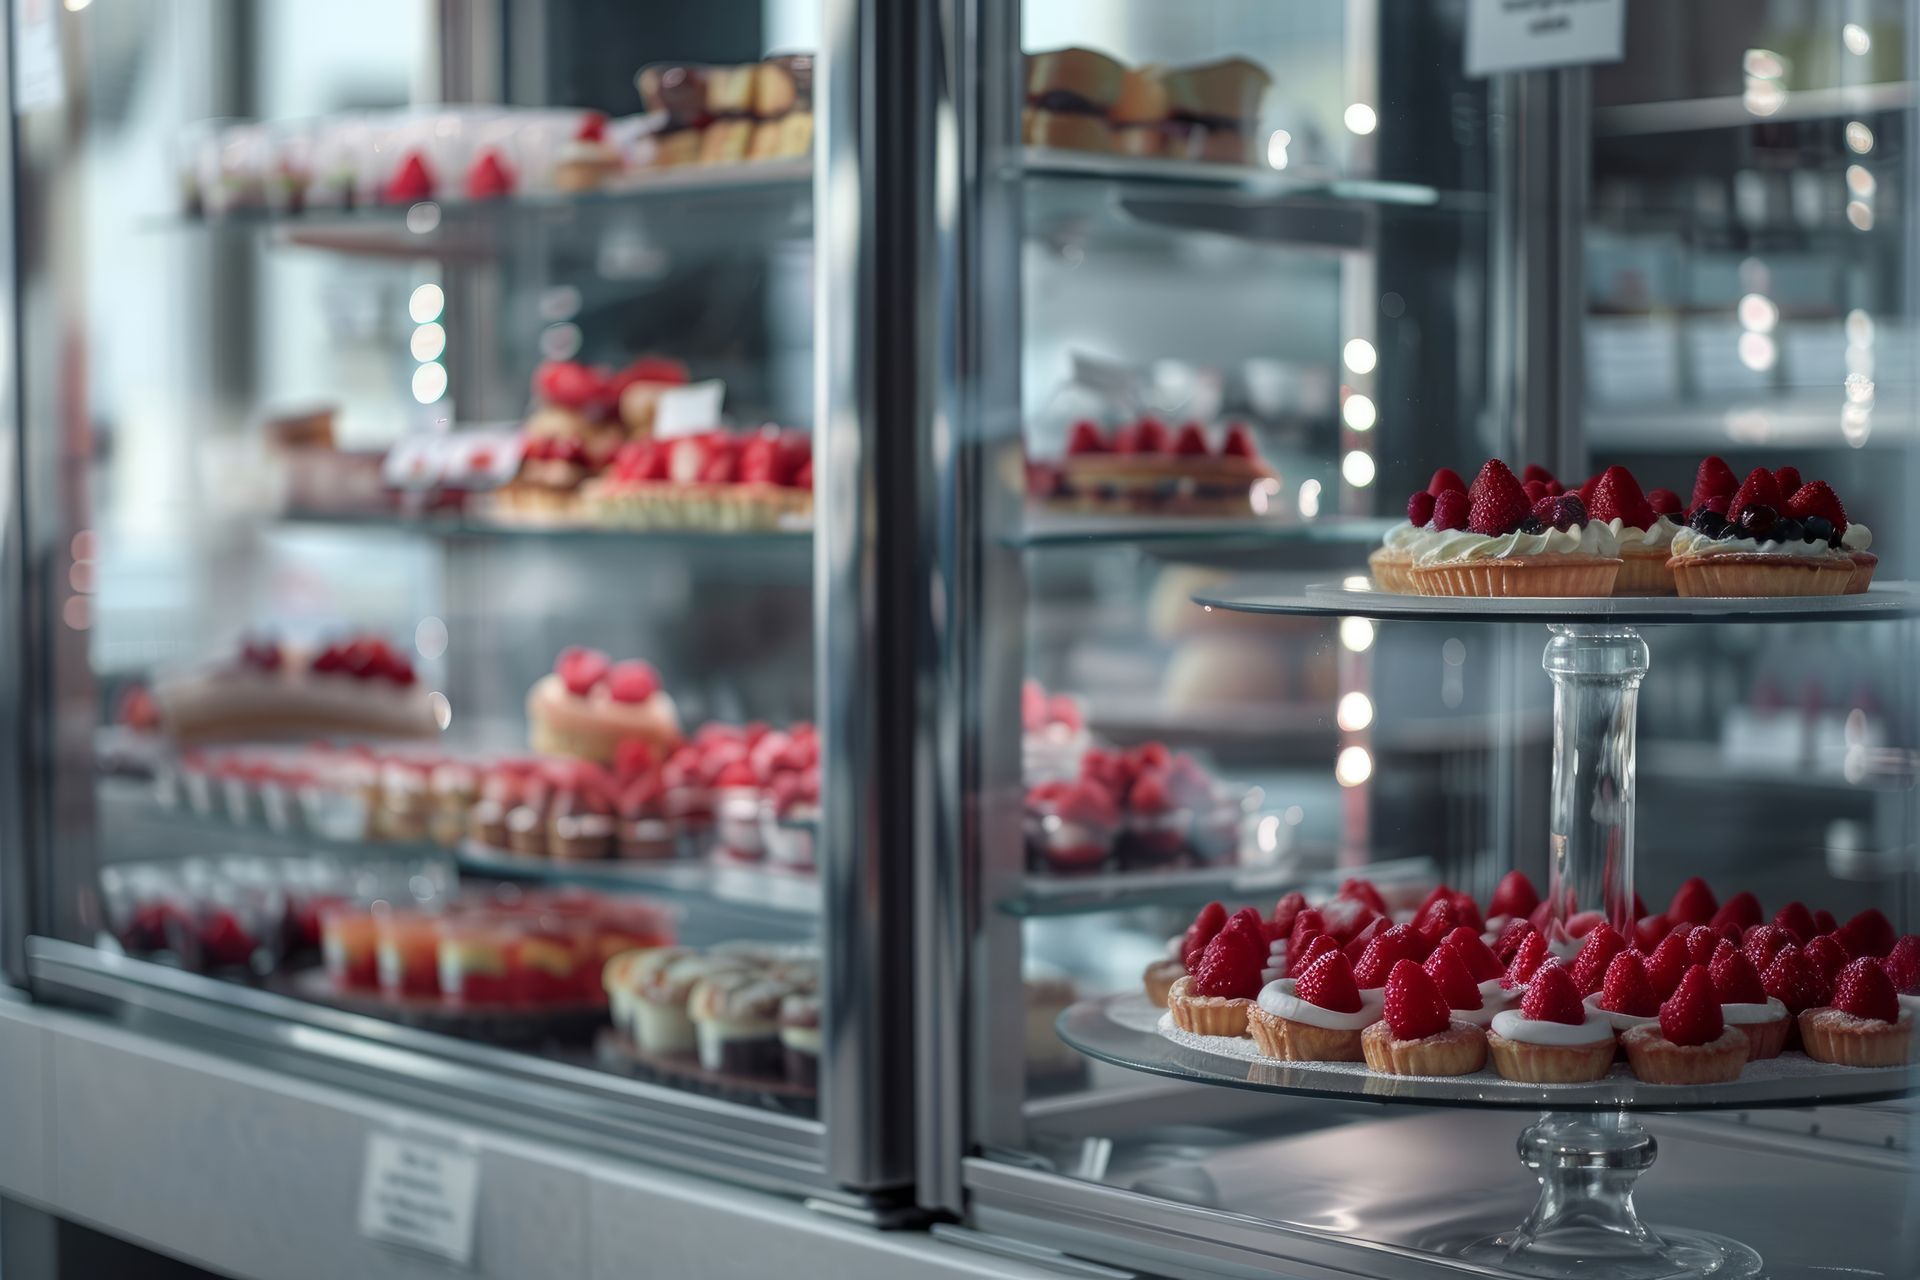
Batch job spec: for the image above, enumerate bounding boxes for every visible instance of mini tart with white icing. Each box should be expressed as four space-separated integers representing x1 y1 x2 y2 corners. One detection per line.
1606 516 1681 595
1246 954 1381 1063
1409 522 1621 598
1720 998 1791 1061
1666 526 1858 597
1485 965 1616 1083
1798 957 1915 1068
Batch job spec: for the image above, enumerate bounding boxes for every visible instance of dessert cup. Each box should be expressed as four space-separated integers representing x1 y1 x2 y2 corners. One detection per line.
1360 1020 1487 1076
1246 1003 1364 1061
1485 1009 1618 1082
1165 974 1252 1037
1620 1023 1749 1083
1798 1006 1915 1067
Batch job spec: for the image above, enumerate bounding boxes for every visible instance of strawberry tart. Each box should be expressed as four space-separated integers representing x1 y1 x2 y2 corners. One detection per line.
1247 949 1382 1062
1708 945 1790 1060
1621 965 1751 1084
1369 468 1465 593
1799 957 1914 1067
1405 461 1621 597
527 649 682 765
1668 465 1874 597
1579 466 1682 595
1166 907 1267 1036
1361 958 1488 1076
155 635 438 745
1037 418 1278 516
1584 951 1662 1033
583 427 813 532
1487 962 1617 1082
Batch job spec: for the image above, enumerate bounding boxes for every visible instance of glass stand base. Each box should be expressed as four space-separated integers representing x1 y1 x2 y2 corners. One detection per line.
1444 1113 1762 1279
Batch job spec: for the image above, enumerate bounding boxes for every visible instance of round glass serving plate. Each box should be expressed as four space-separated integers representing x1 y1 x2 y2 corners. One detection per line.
1059 993 1917 1112
1190 575 1920 624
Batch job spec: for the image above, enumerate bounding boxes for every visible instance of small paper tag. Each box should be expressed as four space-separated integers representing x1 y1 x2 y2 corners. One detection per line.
357 1130 479 1268
1465 0 1624 77
652 379 727 440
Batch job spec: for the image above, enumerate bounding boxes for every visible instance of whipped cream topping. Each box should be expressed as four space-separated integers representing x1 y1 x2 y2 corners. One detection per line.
1668 524 1869 562
1381 523 1438 555
1452 985 1512 1027
1721 997 1788 1026
1257 977 1382 1031
1491 1006 1614 1047
1583 992 1658 1032
1413 521 1618 566
1607 515 1679 552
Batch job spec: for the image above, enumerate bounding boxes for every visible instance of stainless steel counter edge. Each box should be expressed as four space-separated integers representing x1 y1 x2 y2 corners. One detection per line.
0 991 1070 1280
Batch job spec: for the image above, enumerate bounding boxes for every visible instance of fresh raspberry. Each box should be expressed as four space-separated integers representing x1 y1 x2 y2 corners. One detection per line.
1666 876 1717 925
1830 957 1899 1023
1599 951 1660 1016
1175 905 1221 967
1813 908 1838 936
554 646 612 696
1659 965 1724 1047
1383 959 1452 1039
1709 947 1768 1005
1423 943 1483 1011
1065 420 1107 455
1709 891 1762 931
1684 925 1721 967
1772 465 1802 495
1467 459 1532 535
1519 961 1583 1024
1645 932 1691 998
1171 423 1208 456
1588 465 1657 529
1341 916 1386 965
1287 932 1339 979
1783 481 1848 534
1569 923 1626 995
1294 950 1363 1014
1443 926 1504 981
1490 870 1541 920
1772 901 1817 943
1523 480 1551 505
605 660 661 704
1726 467 1784 523
1835 907 1896 959
1491 918 1537 965
1647 488 1683 516
1427 467 1467 496
1289 908 1328 955
1529 495 1559 525
1354 925 1421 989
1689 455 1740 513
1430 489 1469 531
1633 912 1671 952
1504 930 1551 988
1339 878 1389 917
1134 418 1171 454
1804 934 1849 983
1546 494 1590 530
1522 463 1557 487
1449 892 1485 935
1407 490 1436 526
1762 944 1826 1014
1882 936 1920 995
1189 918 1265 998
1269 891 1308 938
1219 423 1257 459
1743 924 1795 973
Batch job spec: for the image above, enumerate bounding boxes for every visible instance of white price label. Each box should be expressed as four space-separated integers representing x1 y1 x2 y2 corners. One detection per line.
1465 0 1624 77
652 379 728 440
357 1131 479 1268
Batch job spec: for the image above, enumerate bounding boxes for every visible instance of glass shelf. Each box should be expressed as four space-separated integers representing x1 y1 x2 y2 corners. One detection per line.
1058 994 1917 1113
454 843 820 917
1011 512 1392 551
1594 81 1918 137
1193 575 1920 625
274 508 812 550
997 852 1432 919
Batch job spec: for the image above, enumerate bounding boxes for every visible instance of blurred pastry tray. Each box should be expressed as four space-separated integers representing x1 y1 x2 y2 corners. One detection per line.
281 969 609 1046
592 1029 817 1118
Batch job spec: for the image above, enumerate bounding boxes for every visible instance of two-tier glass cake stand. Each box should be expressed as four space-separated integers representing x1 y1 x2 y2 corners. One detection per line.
1056 575 1920 1279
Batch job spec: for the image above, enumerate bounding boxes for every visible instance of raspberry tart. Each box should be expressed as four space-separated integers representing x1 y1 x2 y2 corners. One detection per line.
1166 909 1266 1036
1361 959 1489 1076
1487 962 1617 1083
1708 946 1790 1060
1621 964 1750 1084
1584 466 1680 594
1799 957 1914 1067
1247 949 1382 1062
1668 470 1872 597
1584 950 1662 1033
1408 460 1620 597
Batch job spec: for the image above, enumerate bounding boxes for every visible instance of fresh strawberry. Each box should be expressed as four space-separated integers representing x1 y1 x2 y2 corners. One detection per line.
1423 943 1483 1011
1772 901 1816 944
1710 947 1768 1006
1646 932 1691 999
1527 899 1556 936
1490 870 1541 920
1726 467 1783 523
1467 459 1532 535
1881 936 1920 995
1783 481 1847 535
1504 931 1551 988
554 646 612 696
1684 925 1721 967
1659 965 1725 1046
1320 895 1374 943
383 150 436 203
1407 490 1436 526
1830 957 1899 1023
1762 944 1825 1014
1524 480 1551 505
1414 898 1455 948
1341 916 1387 965
1522 463 1557 487
1772 465 1802 495
1587 465 1657 530
1288 932 1339 979
1647 488 1683 516
1189 918 1265 998
1427 467 1467 496
1134 418 1171 454
1289 908 1328 955
1666 876 1717 925
1295 949 1363 1014
1577 473 1602 506
1689 455 1740 512
1519 962 1583 1024
464 148 515 199
1835 907 1896 959
1338 878 1389 917
1354 925 1421 989
1565 910 1605 940
1383 959 1452 1039
1633 912 1671 952
1179 902 1229 969
1443 926 1505 981
1260 917 1292 946
1743 924 1795 973
1710 891 1763 931
605 660 661 704
1219 423 1256 459
1065 420 1107 455
1569 923 1626 995
1813 908 1839 936
1491 918 1537 965
1171 422 1208 456
1804 935 1849 983
1448 892 1485 935
1599 952 1660 1016
1047 695 1082 732
1270 891 1309 938
1430 489 1469 531
1546 479 1566 496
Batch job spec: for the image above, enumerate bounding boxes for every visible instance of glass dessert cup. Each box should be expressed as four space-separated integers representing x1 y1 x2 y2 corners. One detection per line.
1116 807 1194 868
713 786 768 862
374 908 443 999
1027 804 1114 875
319 904 379 990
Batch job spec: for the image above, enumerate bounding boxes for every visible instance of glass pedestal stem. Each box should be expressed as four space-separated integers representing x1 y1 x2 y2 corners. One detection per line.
1542 625 1648 947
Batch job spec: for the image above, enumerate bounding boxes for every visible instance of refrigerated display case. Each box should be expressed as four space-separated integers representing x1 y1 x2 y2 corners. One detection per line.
923 3 1920 1279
